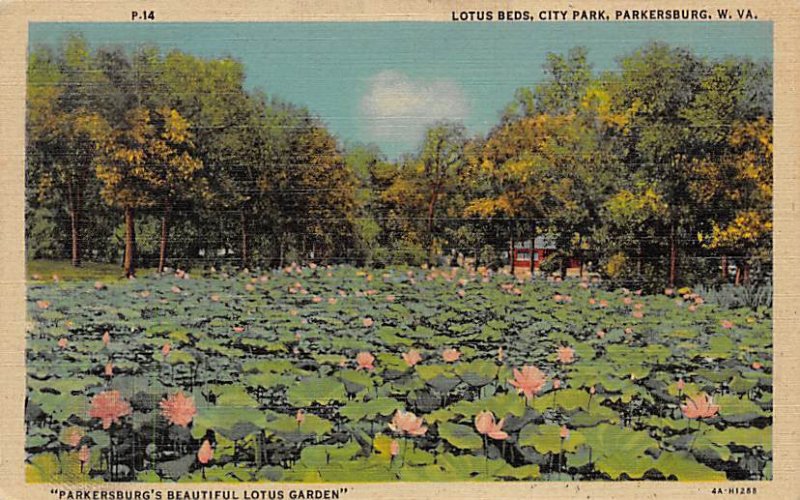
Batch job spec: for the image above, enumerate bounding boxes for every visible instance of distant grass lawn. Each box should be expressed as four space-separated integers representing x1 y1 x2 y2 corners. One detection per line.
27 259 155 283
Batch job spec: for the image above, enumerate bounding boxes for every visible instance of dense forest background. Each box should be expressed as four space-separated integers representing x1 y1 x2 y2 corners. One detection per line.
26 34 772 290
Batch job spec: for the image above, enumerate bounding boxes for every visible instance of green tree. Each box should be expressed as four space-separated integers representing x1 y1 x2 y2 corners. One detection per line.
26 35 108 267
93 106 202 277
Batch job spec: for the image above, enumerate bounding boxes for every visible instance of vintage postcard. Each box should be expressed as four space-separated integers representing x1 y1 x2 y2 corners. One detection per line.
0 1 798 499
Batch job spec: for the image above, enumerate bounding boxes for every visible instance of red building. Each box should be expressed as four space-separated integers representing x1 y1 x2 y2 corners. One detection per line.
512 236 580 271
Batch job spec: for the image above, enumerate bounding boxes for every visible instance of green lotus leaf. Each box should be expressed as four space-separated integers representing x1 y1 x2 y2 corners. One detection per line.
264 412 333 436
518 424 585 454
454 359 499 387
653 451 726 481
582 424 659 479
286 377 347 407
339 397 403 421
704 426 771 452
716 394 767 422
209 385 259 408
437 422 483 450
191 406 266 440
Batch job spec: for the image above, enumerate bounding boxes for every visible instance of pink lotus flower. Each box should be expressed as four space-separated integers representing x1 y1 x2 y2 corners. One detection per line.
596 329 605 339
171 286 182 294
664 288 674 296
160 391 197 427
588 298 596 305
388 410 427 436
508 365 547 401
560 425 570 439
442 348 461 363
631 310 644 319
694 296 704 305
104 363 113 377
687 304 697 312
58 338 68 349
362 317 374 327
721 320 734 329
66 427 83 448
233 326 245 333
386 295 396 302
589 385 596 395
552 378 561 390
356 351 375 370
36 300 50 310
553 294 563 302
338 357 347 368
557 346 575 364
52 274 59 283
677 378 686 391
296 409 305 425
622 297 633 305
402 349 422 367
457 289 466 298
197 440 213 465
140 290 151 298
634 303 644 310
752 362 763 370
102 331 110 346
328 297 337 305
474 411 508 440
625 327 634 335
88 390 132 429
94 281 106 290
78 445 90 464
162 342 171 357
681 392 720 419
390 439 400 456
497 347 504 362
289 308 299 316
599 300 608 308
312 296 322 303
245 283 256 292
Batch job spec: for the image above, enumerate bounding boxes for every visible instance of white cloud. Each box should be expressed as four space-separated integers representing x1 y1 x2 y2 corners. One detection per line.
360 70 469 148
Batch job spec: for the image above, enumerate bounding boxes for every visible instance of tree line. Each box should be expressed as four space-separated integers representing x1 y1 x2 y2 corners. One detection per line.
26 34 772 289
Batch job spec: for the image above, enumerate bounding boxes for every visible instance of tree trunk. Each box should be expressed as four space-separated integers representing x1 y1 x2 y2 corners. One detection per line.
70 209 81 267
124 206 136 278
668 223 677 287
158 201 171 273
426 187 440 265
509 231 515 274
530 222 537 277
637 241 643 278
240 210 249 269
474 242 479 271
743 260 751 285
721 255 728 282
67 184 81 267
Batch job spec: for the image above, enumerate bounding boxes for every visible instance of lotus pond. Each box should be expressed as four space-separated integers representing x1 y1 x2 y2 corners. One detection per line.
25 265 772 482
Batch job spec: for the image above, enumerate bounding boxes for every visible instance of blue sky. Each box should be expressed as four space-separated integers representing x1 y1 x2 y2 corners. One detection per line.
29 22 772 158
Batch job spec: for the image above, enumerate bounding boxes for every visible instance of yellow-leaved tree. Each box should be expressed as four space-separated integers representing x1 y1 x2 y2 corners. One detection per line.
94 106 203 276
